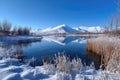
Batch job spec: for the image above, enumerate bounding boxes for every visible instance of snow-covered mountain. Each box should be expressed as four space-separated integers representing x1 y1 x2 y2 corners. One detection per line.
32 24 104 35
39 24 79 34
73 26 103 33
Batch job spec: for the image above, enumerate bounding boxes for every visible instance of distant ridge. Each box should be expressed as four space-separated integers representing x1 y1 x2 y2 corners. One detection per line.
31 24 104 35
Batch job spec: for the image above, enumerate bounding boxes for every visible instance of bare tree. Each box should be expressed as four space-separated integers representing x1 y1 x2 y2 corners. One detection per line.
108 1 120 35
116 17 119 33
17 27 23 35
11 26 18 35
0 22 2 31
0 20 31 36
110 16 114 32
116 1 120 34
104 25 109 34
2 20 12 33
23 27 30 35
17 27 30 35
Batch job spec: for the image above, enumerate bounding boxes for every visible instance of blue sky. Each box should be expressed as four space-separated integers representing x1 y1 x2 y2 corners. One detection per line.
0 0 117 29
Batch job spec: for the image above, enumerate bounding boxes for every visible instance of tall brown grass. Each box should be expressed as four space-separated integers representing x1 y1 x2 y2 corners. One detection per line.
87 36 120 73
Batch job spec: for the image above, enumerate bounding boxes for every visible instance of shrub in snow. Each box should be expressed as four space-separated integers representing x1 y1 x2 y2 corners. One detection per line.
54 53 71 73
43 64 56 75
71 57 83 71
0 48 5 57
54 53 84 73
29 56 36 67
42 56 56 75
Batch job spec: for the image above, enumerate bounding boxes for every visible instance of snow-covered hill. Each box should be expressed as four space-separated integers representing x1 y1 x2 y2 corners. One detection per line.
32 24 104 35
39 24 80 34
73 26 103 33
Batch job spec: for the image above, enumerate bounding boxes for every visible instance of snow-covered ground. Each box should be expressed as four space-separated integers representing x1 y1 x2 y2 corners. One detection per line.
0 48 119 80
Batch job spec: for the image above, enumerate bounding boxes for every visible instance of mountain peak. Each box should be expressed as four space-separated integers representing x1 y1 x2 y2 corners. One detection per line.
60 24 68 27
54 24 68 29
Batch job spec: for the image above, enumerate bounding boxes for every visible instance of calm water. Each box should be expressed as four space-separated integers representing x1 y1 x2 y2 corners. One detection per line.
0 36 101 69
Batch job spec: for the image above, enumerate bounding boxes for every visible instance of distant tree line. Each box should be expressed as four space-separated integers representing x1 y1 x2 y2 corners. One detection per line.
0 20 31 36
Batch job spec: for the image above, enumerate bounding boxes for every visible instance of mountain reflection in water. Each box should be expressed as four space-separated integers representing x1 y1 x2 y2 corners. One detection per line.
0 36 101 69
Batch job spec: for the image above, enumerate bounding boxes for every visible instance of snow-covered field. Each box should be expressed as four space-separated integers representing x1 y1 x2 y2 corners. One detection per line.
0 48 119 80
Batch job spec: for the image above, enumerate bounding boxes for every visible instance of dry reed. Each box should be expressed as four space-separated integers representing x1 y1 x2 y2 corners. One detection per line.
87 36 120 73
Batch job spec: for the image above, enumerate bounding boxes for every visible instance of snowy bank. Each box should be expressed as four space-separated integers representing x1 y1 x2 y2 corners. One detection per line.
0 48 119 80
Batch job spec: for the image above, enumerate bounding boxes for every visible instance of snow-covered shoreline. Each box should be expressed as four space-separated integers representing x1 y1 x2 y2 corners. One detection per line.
0 36 42 44
0 47 119 80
